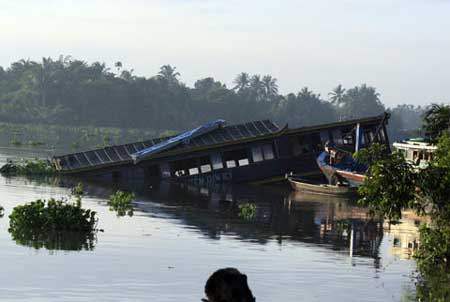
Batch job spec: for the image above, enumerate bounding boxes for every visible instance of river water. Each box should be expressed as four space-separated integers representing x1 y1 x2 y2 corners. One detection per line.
0 148 418 301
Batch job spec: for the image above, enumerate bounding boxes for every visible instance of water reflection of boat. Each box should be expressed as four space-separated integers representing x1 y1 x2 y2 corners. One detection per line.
383 210 427 260
288 176 357 197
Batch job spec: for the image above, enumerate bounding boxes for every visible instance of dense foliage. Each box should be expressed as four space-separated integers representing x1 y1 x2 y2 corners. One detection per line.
108 190 134 217
0 56 389 131
8 184 98 251
0 158 55 176
358 105 450 301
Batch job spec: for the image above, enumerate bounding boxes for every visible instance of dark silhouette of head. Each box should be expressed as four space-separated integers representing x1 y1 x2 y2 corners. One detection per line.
203 268 255 302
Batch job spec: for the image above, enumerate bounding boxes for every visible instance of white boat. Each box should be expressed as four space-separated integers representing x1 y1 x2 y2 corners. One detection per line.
393 138 437 170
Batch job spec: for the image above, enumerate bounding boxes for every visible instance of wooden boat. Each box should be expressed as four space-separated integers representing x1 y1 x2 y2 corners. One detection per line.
316 150 366 187
288 176 358 196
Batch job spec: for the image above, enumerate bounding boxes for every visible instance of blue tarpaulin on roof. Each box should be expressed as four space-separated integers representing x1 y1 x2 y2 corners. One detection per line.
131 119 226 163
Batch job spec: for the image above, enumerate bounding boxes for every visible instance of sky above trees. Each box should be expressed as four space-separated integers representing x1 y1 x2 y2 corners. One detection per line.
1 0 449 106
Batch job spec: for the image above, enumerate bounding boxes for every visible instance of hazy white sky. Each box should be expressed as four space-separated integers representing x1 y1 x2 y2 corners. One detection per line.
1 0 449 106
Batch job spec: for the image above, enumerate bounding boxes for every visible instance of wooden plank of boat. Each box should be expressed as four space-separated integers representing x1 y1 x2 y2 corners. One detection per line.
288 177 358 196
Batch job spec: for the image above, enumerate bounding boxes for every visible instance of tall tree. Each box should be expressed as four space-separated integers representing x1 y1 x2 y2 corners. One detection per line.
250 75 264 101
158 65 180 86
329 85 346 120
233 72 250 93
262 75 278 101
422 103 450 141
340 84 384 120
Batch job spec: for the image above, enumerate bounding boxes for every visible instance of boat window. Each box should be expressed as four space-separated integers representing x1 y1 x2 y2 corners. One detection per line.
224 149 248 168
189 167 199 175
146 165 160 177
368 131 375 143
332 129 343 145
379 129 386 142
289 135 311 155
238 159 249 166
160 163 171 178
320 131 330 144
343 134 353 145
262 144 274 160
210 153 223 170
198 156 212 173
174 170 186 177
200 165 212 173
225 160 236 168
170 158 198 177
252 146 264 162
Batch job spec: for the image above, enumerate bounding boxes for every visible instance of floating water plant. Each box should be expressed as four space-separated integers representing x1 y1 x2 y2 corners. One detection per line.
0 158 55 176
8 184 98 250
108 190 134 217
27 140 45 147
238 203 256 221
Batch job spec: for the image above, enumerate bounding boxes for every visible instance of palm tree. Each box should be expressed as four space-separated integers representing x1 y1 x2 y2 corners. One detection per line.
115 61 123 74
329 84 346 106
158 65 180 85
233 72 250 92
297 87 314 99
32 57 55 107
423 104 450 141
250 75 264 101
262 75 278 101
329 85 346 120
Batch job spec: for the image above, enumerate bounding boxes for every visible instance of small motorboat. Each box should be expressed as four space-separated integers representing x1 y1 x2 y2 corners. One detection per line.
288 176 358 197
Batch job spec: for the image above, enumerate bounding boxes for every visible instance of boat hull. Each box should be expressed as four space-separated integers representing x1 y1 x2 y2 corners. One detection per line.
288 177 358 196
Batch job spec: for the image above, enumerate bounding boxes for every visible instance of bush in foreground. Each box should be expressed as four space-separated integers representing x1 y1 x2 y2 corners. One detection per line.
8 184 98 251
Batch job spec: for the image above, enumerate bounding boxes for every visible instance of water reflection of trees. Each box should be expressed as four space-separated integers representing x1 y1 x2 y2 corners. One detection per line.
9 229 96 251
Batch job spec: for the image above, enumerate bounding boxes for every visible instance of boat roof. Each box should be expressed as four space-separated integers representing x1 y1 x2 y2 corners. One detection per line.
286 113 388 135
393 139 437 151
53 120 281 172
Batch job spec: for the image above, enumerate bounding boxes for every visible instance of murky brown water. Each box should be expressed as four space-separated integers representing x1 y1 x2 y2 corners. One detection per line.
0 148 418 301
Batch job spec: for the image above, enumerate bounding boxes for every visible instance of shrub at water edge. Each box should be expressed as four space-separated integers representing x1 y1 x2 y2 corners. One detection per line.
0 158 55 176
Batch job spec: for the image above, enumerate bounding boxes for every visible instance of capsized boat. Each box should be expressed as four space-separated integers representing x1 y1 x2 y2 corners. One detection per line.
288 176 358 196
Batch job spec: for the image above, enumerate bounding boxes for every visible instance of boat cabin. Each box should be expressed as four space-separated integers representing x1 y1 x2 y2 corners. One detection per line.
393 138 437 169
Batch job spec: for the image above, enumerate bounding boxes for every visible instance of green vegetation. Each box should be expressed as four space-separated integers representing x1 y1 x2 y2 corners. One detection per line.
0 56 387 131
0 205 4 218
358 104 450 301
108 190 134 217
238 203 256 221
0 158 55 176
0 56 437 145
8 183 98 251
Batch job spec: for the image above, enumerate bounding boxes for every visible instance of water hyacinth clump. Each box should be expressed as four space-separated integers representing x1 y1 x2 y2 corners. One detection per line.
0 158 55 176
9 198 97 234
8 185 98 250
108 190 135 217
